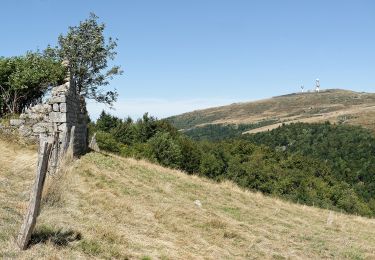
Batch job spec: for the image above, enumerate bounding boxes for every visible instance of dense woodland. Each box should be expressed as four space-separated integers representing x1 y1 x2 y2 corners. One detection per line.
245 123 375 212
91 112 375 217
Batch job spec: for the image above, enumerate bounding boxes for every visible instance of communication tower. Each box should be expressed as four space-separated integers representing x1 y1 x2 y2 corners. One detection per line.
315 79 320 93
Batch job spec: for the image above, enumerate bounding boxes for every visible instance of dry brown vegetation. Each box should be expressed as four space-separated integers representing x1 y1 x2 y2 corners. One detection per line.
167 89 375 134
1 139 375 259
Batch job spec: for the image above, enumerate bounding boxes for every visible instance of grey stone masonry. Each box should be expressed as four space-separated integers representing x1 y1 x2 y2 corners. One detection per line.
11 77 88 156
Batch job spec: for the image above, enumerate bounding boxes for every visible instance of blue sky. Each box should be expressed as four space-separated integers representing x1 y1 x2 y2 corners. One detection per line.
1 0 374 119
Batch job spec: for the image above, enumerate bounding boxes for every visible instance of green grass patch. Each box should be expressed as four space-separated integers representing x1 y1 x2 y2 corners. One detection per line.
78 239 102 255
221 206 242 221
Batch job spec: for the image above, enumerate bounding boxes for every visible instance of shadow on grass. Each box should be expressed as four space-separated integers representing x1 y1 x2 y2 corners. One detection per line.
29 226 82 247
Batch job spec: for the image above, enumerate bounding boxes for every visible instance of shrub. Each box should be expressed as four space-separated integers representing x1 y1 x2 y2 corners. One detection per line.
177 136 202 174
148 132 182 168
95 131 121 153
199 152 226 179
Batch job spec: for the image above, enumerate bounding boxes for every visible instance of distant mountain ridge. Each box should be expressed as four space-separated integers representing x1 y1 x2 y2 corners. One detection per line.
166 89 375 134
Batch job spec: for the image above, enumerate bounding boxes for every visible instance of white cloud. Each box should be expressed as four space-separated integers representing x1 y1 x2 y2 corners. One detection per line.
86 97 239 121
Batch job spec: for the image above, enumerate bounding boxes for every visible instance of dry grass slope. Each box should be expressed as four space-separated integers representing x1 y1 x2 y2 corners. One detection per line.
167 89 375 134
1 139 375 259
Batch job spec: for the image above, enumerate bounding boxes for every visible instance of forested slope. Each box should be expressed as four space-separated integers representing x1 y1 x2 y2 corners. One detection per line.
90 113 375 217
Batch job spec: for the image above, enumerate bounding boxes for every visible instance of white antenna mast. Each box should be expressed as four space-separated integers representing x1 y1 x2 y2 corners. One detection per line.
315 78 320 93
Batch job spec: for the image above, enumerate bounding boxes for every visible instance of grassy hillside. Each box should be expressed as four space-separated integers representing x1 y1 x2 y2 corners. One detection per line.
1 139 375 259
166 89 375 134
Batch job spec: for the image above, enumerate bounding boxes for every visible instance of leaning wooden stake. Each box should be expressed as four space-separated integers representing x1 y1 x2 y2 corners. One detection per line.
17 141 52 250
66 126 75 159
89 133 100 152
48 131 60 175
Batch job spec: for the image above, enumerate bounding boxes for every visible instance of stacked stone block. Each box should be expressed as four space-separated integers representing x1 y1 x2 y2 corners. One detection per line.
10 79 88 156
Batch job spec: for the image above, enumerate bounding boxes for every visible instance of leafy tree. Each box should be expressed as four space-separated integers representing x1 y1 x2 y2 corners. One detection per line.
136 113 159 142
56 13 122 105
96 110 121 132
0 52 65 115
336 188 372 216
112 120 136 145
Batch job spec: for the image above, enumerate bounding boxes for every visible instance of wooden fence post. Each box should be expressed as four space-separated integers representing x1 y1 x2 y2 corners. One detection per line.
89 133 100 152
17 141 52 250
67 126 75 158
48 131 60 175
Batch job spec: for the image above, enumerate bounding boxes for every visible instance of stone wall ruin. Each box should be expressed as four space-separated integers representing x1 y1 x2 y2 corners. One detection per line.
9 78 88 157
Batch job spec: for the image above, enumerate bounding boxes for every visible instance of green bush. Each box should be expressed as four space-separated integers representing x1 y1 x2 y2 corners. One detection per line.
95 131 121 153
148 132 182 168
199 152 226 179
177 136 202 174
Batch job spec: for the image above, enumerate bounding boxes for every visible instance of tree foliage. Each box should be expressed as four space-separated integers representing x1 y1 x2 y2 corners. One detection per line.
0 52 65 115
0 13 121 117
57 13 122 106
245 122 375 203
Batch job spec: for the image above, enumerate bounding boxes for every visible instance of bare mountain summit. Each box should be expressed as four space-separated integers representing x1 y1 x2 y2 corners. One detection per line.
167 89 375 134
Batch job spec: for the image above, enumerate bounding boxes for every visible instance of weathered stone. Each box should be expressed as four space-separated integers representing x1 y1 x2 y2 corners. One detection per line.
58 123 67 132
30 104 49 114
60 103 67 113
46 104 53 113
48 96 66 104
10 119 25 127
31 104 43 113
53 103 59 112
33 122 53 133
49 112 67 123
24 118 38 126
18 125 33 137
51 82 69 96
28 113 45 120
12 78 88 157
